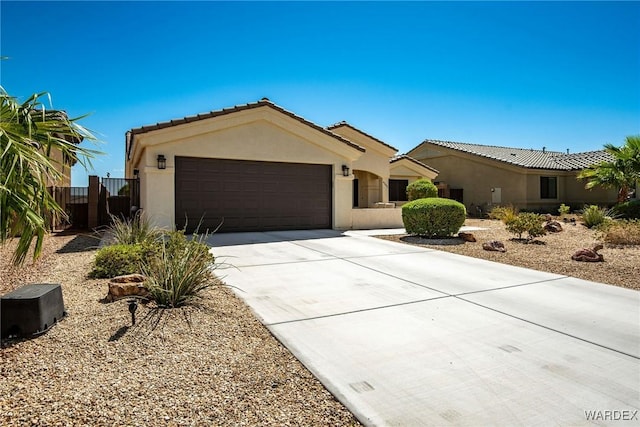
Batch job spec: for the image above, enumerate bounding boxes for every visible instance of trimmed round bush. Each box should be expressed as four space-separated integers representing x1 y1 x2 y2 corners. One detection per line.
406 179 438 201
402 197 467 238
90 243 158 278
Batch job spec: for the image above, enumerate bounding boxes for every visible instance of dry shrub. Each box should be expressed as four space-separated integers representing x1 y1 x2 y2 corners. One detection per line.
489 205 518 223
598 220 640 246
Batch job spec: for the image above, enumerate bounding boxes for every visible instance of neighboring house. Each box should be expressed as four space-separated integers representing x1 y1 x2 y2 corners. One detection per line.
408 139 621 213
47 111 83 188
125 99 436 232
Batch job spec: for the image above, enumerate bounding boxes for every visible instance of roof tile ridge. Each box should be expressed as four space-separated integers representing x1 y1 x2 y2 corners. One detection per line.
390 154 439 173
327 121 398 152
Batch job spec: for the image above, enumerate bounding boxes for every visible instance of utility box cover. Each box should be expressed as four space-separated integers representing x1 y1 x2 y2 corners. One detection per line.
1 284 66 338
491 187 502 204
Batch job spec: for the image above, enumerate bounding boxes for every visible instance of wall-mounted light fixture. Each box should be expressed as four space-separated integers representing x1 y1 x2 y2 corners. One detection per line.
342 165 350 177
157 154 166 170
133 168 139 176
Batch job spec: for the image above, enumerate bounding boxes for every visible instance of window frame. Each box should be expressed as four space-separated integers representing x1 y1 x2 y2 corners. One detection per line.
389 179 409 202
540 176 558 199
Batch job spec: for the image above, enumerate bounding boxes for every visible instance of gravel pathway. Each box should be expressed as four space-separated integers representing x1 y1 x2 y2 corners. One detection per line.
0 233 361 426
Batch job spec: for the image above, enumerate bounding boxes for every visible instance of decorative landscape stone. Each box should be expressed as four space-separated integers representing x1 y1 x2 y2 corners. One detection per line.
106 274 149 302
482 240 507 252
544 214 563 233
458 232 477 242
571 244 604 262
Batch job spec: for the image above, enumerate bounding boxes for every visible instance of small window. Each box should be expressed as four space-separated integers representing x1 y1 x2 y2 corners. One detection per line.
540 177 557 199
389 179 409 201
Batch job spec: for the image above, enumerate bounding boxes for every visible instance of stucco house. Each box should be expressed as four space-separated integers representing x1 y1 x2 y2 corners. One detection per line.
408 139 624 214
125 99 436 232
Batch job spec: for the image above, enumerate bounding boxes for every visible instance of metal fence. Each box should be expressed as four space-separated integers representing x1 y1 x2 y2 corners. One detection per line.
50 186 89 229
49 176 140 230
99 178 140 225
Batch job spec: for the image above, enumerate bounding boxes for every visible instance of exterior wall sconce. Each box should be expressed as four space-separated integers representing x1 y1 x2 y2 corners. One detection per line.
157 154 167 170
133 169 139 176
342 165 350 177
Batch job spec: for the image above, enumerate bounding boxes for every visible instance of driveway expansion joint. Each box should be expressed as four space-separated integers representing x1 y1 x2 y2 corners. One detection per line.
457 296 640 360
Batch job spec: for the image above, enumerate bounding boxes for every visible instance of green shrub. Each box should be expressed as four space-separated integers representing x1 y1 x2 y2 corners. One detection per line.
612 199 640 220
558 203 571 218
406 179 438 201
581 205 614 228
106 211 162 245
489 205 518 223
504 212 546 240
90 243 157 278
402 198 466 238
142 230 217 308
597 219 640 245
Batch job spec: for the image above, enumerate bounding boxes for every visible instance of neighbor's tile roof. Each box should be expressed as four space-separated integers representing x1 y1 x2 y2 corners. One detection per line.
327 121 398 152
126 98 365 159
390 154 439 174
421 139 612 171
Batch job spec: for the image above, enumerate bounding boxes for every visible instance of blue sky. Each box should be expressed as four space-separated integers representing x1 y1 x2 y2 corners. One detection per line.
2 1 639 185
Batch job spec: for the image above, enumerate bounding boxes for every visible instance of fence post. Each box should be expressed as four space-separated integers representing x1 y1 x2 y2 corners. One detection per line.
88 175 100 229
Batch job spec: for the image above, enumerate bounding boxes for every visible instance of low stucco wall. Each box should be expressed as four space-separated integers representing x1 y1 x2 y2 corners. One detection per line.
351 207 403 230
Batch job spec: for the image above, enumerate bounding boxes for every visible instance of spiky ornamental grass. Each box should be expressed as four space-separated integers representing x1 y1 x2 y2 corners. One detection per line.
581 205 616 229
106 210 162 246
142 230 217 308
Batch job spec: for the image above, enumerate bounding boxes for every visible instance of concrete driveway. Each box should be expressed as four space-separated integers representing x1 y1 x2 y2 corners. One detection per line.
208 229 640 426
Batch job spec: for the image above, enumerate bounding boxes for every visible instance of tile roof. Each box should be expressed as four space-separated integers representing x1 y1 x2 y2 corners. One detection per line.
126 98 365 159
419 139 612 171
390 154 439 174
327 121 398 152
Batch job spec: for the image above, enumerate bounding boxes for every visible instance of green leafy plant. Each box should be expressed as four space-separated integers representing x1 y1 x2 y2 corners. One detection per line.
578 135 640 203
558 203 570 218
581 205 614 228
0 86 100 264
142 230 217 308
106 211 161 245
505 212 546 240
596 219 640 245
406 179 438 201
612 199 640 220
489 205 518 223
402 197 466 238
90 243 157 278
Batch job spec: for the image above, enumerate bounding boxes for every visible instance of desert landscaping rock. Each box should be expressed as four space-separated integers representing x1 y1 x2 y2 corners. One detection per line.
0 233 361 426
380 218 639 290
1 218 638 425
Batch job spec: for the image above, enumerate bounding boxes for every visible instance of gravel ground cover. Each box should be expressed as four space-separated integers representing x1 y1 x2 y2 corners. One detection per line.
0 233 361 426
378 218 640 291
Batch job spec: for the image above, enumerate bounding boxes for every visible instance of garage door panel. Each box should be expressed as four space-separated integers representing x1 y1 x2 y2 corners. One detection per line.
175 157 332 232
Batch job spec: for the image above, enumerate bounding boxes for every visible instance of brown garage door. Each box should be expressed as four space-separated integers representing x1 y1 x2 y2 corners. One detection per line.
175 157 332 233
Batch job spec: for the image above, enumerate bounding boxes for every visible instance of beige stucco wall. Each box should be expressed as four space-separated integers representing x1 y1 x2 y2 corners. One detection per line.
354 170 385 207
351 207 403 229
128 108 363 230
47 148 71 187
413 153 528 210
329 125 396 180
564 174 619 207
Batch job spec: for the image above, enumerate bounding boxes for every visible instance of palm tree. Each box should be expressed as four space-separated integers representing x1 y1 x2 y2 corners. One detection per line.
578 136 640 203
1 86 99 264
